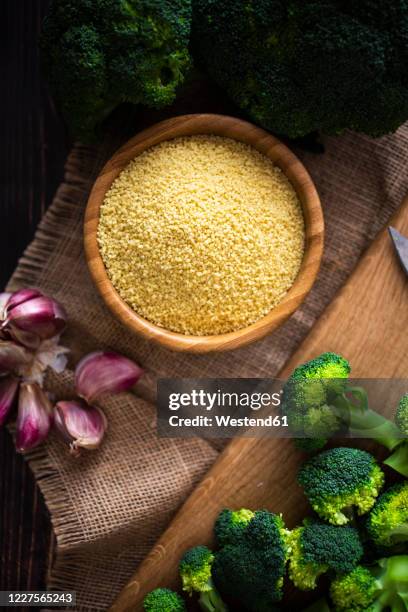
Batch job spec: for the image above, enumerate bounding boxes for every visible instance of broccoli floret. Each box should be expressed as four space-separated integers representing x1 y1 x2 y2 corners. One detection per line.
192 1 408 139
213 510 289 611
288 521 364 590
179 545 227 612
329 565 378 611
396 395 408 435
366 482 408 548
41 0 192 142
298 447 384 525
330 556 408 612
143 588 186 611
214 508 255 547
282 353 350 451
282 352 405 457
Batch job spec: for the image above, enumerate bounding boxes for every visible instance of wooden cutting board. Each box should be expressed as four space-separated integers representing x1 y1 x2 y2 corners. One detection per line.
111 197 408 611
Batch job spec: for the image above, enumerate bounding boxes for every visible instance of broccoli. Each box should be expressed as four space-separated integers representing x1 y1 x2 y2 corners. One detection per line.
329 565 379 611
192 1 408 139
298 447 384 525
396 395 408 435
179 545 227 612
384 395 408 478
282 352 350 451
330 556 408 612
288 521 364 590
213 510 289 611
282 353 406 463
143 588 186 611
214 508 255 547
41 0 192 142
366 481 408 548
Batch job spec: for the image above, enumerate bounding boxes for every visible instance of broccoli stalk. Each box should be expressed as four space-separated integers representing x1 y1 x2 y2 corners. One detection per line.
288 521 364 590
143 588 186 611
332 391 403 452
179 546 227 612
366 482 408 548
384 395 408 477
330 556 408 612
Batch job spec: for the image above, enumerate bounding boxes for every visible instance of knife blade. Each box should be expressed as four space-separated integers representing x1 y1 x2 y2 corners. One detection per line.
389 226 408 276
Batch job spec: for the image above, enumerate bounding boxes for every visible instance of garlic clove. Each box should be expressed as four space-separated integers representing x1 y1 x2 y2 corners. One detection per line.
0 377 19 426
75 351 143 403
3 296 67 339
6 288 43 312
8 325 41 349
0 341 32 374
54 400 107 456
15 382 53 452
0 292 12 319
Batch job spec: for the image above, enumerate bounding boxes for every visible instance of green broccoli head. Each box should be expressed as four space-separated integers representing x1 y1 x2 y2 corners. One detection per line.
179 545 228 612
298 447 384 525
192 1 408 138
179 545 213 594
213 510 288 611
330 556 408 612
396 394 408 435
214 508 255 547
366 481 408 547
288 521 364 591
41 0 192 141
282 353 350 451
329 565 378 612
143 588 186 611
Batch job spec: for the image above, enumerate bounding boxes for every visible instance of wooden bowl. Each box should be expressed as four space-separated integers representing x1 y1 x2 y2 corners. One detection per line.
84 114 324 352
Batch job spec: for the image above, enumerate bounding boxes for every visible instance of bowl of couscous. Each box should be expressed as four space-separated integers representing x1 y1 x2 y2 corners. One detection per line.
84 114 324 352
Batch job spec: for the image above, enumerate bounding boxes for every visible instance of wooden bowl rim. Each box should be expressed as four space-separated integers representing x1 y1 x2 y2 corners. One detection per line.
84 113 324 352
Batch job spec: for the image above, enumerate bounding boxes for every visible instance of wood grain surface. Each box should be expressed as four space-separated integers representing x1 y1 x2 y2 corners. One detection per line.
84 114 324 352
0 0 66 599
112 196 408 611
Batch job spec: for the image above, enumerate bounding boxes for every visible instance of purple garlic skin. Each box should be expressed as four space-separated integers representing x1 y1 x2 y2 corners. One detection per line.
54 400 107 456
3 295 67 340
5 289 43 312
0 292 12 319
0 377 19 426
0 341 32 374
16 382 53 453
75 351 143 403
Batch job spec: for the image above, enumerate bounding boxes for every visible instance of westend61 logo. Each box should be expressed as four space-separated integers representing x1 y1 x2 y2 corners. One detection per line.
157 378 408 439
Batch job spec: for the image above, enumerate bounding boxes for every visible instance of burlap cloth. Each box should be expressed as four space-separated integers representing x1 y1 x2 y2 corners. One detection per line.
7 121 408 611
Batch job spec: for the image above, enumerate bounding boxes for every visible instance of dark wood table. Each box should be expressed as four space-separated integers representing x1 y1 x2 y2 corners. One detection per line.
0 0 68 595
0 1 232 596
0 2 319 600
